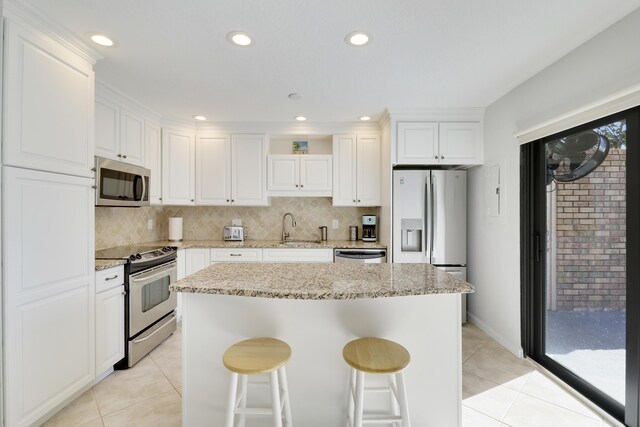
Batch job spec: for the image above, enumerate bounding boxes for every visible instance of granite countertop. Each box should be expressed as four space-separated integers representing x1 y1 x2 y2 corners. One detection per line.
170 263 474 300
142 239 387 250
95 259 127 271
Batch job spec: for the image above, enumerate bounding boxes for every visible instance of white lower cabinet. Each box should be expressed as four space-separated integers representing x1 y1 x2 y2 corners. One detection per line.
262 248 333 263
95 283 125 375
210 248 263 263
3 167 95 427
186 248 211 275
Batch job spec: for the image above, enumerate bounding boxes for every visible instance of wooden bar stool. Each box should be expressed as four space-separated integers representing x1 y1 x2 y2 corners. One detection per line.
343 337 411 427
223 337 293 427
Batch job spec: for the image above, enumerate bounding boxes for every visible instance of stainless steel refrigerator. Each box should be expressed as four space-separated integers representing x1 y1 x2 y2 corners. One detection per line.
393 169 468 322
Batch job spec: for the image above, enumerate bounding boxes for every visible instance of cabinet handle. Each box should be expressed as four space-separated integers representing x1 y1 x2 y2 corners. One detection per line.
300 185 304 188
358 199 361 202
230 254 242 257
105 275 118 281
91 167 96 172
353 199 356 203
226 199 230 202
295 184 299 187
159 197 162 201
435 155 439 159
91 185 97 189
231 199 235 202
117 154 122 158
122 155 127 159
191 199 195 202
122 290 127 296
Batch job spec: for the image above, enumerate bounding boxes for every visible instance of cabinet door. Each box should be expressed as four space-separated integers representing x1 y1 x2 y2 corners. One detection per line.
162 128 195 205
356 135 381 206
196 135 231 205
262 248 333 263
95 96 120 160
267 155 299 191
300 155 332 192
4 167 95 427
119 109 145 166
3 18 94 177
231 134 268 206
185 249 211 275
397 122 439 164
96 285 125 374
332 134 357 206
145 122 162 204
439 122 482 165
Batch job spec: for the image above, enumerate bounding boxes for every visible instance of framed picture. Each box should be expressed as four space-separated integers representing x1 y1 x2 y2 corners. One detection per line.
292 141 309 154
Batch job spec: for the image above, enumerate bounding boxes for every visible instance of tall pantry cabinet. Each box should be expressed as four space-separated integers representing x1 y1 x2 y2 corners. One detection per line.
2 2 100 426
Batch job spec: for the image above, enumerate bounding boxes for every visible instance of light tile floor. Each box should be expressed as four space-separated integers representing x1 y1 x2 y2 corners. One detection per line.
43 323 619 426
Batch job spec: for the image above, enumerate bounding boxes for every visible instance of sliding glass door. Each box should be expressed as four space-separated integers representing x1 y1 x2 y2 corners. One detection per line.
522 107 640 425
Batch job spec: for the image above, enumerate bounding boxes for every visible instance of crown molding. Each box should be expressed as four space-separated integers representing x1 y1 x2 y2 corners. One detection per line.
385 107 485 122
96 79 162 122
160 115 198 131
4 0 102 64
195 121 381 135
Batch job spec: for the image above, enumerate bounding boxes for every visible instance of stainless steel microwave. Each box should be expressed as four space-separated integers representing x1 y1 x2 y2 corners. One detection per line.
95 156 150 207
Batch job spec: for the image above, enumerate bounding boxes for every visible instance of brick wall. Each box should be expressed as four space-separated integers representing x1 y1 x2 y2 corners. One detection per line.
553 148 626 311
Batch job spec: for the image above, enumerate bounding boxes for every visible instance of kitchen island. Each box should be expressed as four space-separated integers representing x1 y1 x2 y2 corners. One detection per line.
171 263 473 427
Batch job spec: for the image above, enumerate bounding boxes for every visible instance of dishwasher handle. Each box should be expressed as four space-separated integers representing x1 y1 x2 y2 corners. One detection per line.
335 250 387 260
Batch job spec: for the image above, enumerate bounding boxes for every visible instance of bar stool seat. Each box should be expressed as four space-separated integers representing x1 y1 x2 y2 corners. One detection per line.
343 337 411 427
223 338 293 427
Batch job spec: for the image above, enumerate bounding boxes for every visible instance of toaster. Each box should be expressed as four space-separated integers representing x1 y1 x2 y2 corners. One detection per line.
223 226 245 241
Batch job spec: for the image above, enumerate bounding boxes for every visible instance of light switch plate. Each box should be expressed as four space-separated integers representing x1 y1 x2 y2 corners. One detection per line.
147 219 154 230
332 219 339 229
232 219 242 226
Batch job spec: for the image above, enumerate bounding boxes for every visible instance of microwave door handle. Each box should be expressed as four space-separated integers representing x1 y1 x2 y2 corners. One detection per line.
141 174 147 202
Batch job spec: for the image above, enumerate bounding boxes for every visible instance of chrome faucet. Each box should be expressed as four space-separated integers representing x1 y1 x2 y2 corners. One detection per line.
281 212 297 242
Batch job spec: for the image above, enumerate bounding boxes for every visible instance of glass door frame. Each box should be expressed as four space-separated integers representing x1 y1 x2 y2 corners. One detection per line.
520 107 640 425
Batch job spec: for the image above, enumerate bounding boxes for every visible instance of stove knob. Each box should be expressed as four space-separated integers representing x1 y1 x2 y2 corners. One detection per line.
129 255 136 261
135 254 142 259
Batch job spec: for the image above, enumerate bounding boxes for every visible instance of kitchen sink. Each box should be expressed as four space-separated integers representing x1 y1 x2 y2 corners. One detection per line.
281 240 322 245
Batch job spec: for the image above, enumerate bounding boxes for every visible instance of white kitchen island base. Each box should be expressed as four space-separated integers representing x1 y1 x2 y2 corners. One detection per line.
181 292 463 426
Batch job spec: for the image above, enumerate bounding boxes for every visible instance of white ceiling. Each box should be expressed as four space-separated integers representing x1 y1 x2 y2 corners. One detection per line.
26 0 640 122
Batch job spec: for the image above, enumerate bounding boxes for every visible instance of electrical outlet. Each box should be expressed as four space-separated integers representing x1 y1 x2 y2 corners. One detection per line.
332 219 339 229
232 219 242 226
147 219 154 230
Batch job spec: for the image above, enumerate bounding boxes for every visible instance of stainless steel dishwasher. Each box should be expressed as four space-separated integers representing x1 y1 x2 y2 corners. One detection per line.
334 248 387 263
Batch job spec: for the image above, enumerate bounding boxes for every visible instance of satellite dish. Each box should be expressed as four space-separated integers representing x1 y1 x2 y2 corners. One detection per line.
546 130 610 185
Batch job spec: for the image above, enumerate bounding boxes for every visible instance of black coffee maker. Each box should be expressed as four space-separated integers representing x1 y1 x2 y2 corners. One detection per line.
362 215 377 242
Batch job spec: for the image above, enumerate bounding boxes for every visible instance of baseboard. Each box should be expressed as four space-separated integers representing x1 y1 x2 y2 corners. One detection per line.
467 312 524 358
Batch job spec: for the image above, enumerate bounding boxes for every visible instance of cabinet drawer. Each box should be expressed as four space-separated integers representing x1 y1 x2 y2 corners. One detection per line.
211 248 263 262
262 248 333 263
96 266 125 293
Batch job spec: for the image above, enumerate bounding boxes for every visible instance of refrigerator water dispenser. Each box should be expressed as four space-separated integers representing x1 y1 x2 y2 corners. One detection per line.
401 218 422 252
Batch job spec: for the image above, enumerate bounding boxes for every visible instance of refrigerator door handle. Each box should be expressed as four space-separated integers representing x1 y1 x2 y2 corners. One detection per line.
424 176 430 259
431 176 436 258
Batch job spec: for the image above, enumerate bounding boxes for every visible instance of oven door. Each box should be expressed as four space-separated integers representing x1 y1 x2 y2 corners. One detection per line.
129 261 177 337
95 156 150 207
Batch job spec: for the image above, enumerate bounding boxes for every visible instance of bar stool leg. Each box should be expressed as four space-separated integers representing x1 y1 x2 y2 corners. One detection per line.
278 366 293 426
346 367 356 427
388 374 400 427
353 370 365 427
225 372 238 427
396 371 411 427
269 370 284 427
238 374 248 427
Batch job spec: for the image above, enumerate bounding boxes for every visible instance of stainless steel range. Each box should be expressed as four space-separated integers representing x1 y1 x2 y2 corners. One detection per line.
96 245 177 368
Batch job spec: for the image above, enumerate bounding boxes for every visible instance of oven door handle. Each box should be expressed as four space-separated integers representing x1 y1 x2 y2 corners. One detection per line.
131 264 176 284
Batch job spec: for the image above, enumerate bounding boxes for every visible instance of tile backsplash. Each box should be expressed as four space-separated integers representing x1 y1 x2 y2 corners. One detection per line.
95 198 376 249
95 206 164 250
163 198 376 241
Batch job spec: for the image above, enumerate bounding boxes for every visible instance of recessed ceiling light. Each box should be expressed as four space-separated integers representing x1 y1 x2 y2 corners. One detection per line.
345 31 370 46
193 115 207 121
294 116 307 121
227 31 253 47
288 93 303 100
359 116 372 121
90 34 115 47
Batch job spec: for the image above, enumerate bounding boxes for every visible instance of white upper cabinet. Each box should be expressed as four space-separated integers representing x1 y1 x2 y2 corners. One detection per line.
396 121 482 165
95 86 149 167
145 122 162 204
333 134 380 206
3 18 95 178
232 134 268 205
195 133 266 206
162 128 195 205
267 155 332 195
438 122 482 165
196 135 231 205
397 122 438 164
